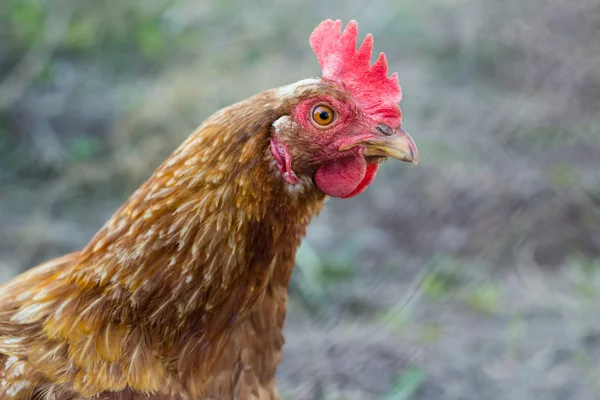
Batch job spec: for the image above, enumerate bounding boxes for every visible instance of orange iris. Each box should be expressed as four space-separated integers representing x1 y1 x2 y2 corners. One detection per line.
312 105 334 126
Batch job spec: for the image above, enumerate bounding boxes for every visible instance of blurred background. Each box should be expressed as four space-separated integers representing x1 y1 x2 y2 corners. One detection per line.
1 0 599 398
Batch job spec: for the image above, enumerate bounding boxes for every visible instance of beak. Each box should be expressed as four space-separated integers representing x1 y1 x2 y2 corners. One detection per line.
343 127 419 165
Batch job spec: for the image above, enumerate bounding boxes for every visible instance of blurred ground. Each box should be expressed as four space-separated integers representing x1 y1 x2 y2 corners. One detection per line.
1 0 600 399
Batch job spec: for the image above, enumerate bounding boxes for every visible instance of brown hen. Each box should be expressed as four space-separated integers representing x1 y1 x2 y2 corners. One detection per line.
0 20 418 399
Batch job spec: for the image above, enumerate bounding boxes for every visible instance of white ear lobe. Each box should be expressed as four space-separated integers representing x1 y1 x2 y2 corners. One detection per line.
272 115 296 135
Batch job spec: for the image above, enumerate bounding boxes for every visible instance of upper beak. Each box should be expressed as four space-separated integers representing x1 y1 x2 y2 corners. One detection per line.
343 127 419 165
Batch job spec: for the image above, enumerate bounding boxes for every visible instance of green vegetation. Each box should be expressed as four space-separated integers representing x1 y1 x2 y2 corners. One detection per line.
384 367 426 400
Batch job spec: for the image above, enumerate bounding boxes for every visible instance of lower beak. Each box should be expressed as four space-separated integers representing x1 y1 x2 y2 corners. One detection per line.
358 128 419 165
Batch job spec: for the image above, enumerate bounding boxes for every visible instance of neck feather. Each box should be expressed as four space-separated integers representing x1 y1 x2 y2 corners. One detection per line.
72 89 325 324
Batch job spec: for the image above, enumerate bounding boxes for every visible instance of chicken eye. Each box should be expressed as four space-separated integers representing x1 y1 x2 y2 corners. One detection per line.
312 105 335 126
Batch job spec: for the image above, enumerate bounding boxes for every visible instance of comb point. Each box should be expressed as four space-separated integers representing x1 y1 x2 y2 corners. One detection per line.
356 34 373 65
341 20 358 51
372 53 388 75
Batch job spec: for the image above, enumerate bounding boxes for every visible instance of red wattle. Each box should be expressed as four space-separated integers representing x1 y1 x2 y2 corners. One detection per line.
314 156 379 198
341 162 379 198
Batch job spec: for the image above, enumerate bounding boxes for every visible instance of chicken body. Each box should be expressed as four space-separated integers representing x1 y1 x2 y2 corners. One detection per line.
0 20 417 399
0 88 325 399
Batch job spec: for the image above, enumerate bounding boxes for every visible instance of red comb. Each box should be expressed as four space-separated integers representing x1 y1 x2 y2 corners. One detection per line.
310 20 402 124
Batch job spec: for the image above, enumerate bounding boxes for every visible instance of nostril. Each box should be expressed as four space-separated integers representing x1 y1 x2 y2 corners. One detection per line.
375 124 394 136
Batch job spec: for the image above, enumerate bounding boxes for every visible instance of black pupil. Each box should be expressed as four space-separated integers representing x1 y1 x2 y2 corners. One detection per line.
319 111 330 121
